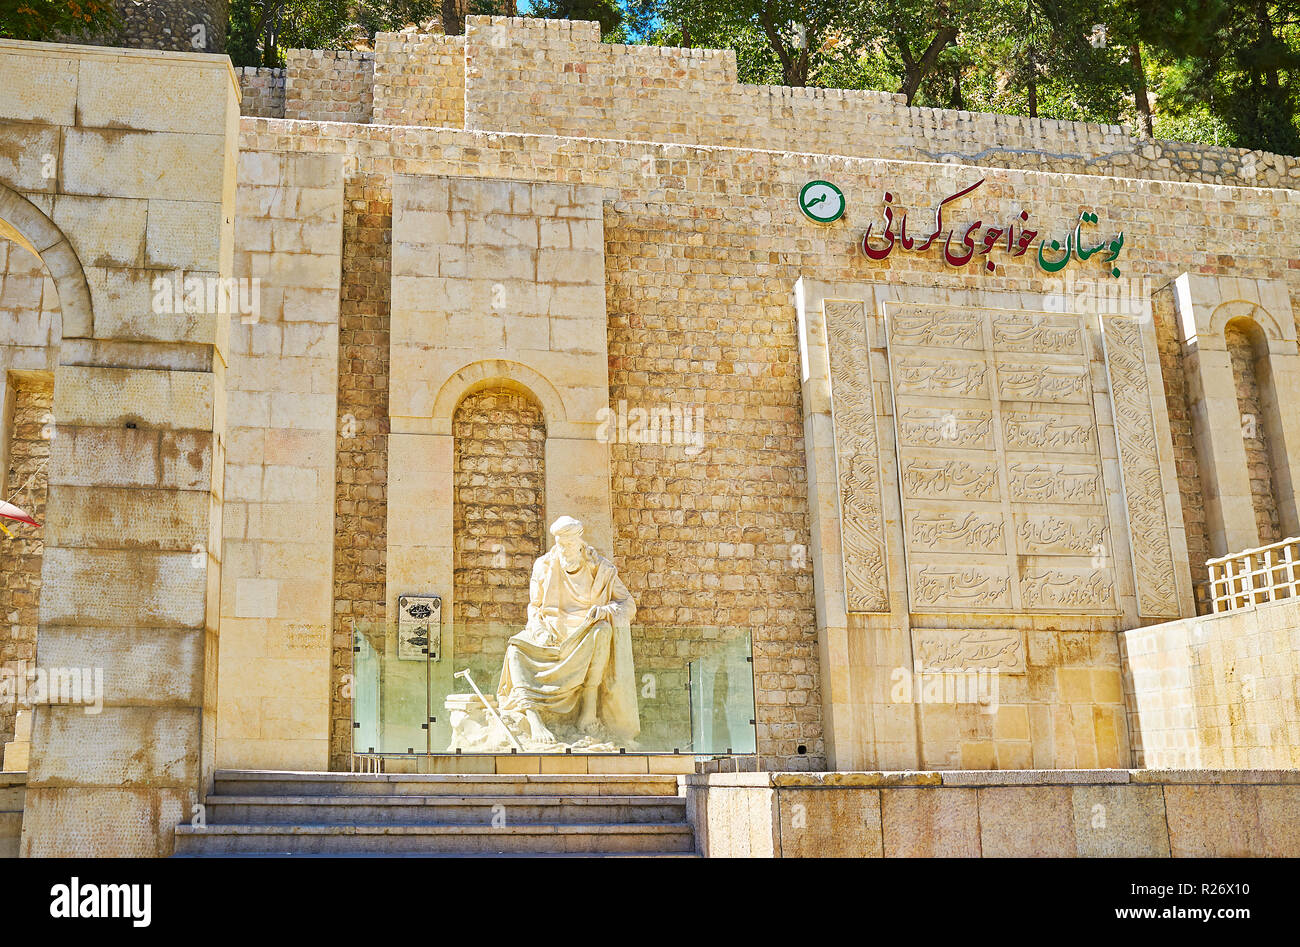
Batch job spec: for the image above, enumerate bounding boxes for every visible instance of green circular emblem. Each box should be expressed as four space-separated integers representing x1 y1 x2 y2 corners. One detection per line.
799 180 845 223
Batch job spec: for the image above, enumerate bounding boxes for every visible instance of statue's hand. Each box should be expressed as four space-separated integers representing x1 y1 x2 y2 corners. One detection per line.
587 604 614 622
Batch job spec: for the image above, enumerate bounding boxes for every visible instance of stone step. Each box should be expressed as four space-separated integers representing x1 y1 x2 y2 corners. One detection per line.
174 822 695 855
206 794 687 825
174 850 701 858
213 770 681 798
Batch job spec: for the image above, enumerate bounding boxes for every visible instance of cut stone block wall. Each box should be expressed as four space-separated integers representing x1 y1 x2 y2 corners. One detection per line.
452 387 545 679
236 67 285 119
687 770 1300 857
217 149 343 771
1154 288 1212 611
0 773 23 857
0 39 239 856
1121 598 1300 768
285 49 374 124
373 32 465 128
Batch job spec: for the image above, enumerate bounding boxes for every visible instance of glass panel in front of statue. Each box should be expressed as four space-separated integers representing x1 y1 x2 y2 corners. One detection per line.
687 631 757 755
438 623 756 754
351 619 429 755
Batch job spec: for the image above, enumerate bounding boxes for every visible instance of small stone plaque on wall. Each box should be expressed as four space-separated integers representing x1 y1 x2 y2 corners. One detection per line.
397 594 441 662
911 628 1026 674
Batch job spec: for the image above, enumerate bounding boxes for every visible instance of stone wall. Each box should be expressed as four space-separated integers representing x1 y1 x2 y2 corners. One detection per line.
0 39 239 856
329 173 392 770
0 773 22 858
236 67 285 119
217 149 343 771
0 376 51 749
1121 598 1300 768
1154 288 1212 611
373 32 465 128
250 16 1300 191
1227 323 1282 546
687 769 1300 857
110 0 228 53
285 49 374 125
237 105 1300 769
452 388 545 678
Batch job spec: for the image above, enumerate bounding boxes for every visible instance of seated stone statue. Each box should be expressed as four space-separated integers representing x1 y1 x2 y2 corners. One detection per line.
496 515 639 746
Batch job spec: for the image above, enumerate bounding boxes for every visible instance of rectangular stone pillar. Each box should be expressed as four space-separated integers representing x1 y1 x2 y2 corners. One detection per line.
214 150 342 771
1 41 240 857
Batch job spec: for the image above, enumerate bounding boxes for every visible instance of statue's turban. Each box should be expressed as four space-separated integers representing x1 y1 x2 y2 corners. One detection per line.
550 515 584 537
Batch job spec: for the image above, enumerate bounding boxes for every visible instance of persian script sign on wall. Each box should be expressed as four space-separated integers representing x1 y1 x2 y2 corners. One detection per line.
397 594 442 662
886 303 1120 614
912 628 1027 674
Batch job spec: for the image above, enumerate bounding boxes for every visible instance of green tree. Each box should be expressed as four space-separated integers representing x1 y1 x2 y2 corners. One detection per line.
527 0 624 37
1137 0 1300 153
0 0 119 42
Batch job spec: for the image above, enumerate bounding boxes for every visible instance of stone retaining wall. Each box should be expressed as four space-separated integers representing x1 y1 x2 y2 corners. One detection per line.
236 66 285 119
0 773 23 858
686 769 1300 856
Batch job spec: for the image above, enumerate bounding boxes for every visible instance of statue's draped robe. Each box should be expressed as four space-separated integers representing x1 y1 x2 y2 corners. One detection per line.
497 545 639 740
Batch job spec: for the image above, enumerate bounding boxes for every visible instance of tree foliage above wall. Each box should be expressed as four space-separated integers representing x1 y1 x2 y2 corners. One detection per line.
0 0 119 43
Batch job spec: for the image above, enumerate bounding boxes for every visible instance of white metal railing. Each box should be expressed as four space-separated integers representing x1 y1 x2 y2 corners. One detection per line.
1206 536 1300 613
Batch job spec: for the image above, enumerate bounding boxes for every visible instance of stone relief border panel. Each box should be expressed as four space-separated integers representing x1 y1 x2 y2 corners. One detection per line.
1101 314 1181 618
823 299 890 613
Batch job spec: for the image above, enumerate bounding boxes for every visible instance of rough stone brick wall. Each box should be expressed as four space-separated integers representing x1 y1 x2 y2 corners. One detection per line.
0 376 51 749
265 17 1300 188
1154 289 1211 612
285 49 374 124
1226 322 1281 546
106 0 228 52
455 17 1300 190
451 388 545 681
605 208 822 765
329 174 392 770
237 67 286 118
373 32 465 128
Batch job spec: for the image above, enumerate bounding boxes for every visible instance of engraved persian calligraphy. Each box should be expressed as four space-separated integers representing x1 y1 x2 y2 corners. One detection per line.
912 628 1027 674
1008 462 1103 505
1002 409 1096 454
891 309 983 350
1101 315 1181 617
996 362 1089 404
886 301 1119 615
1016 514 1108 555
991 312 1083 355
912 564 1012 609
895 357 988 398
902 458 999 501
898 407 993 450
908 510 1005 553
824 300 890 612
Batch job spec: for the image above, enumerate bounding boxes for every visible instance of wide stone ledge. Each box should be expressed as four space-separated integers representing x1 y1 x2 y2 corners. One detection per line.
686 768 1300 788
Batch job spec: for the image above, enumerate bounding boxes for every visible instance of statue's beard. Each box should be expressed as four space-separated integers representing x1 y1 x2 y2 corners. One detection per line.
559 546 585 572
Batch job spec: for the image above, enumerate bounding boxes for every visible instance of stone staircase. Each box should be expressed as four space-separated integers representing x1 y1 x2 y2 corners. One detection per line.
174 770 697 856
